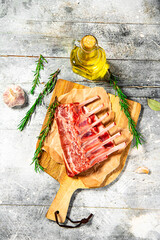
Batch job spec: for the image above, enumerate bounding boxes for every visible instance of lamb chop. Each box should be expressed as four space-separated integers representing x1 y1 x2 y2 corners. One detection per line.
55 96 126 177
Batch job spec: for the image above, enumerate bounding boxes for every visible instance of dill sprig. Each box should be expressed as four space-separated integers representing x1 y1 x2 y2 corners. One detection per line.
31 97 60 172
109 73 144 148
18 69 60 131
30 55 48 95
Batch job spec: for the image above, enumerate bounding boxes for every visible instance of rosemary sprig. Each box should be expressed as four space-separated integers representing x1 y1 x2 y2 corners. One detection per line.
18 69 60 131
30 55 48 95
109 73 144 148
31 97 59 172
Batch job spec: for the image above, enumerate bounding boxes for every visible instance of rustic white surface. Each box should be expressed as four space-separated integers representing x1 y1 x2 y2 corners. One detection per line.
0 0 160 240
1 22 160 60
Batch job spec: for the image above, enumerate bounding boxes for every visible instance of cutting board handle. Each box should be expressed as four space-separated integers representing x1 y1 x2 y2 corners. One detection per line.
46 177 81 223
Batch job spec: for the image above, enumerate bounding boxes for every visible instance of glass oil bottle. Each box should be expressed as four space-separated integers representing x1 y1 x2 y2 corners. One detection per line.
70 35 110 81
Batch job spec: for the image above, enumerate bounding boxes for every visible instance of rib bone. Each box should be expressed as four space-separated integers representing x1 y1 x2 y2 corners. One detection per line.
78 104 104 126
82 122 116 147
90 142 126 165
79 95 100 107
79 112 109 137
86 132 121 157
85 104 104 118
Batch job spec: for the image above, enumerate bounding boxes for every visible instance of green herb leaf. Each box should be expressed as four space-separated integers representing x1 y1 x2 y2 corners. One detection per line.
30 55 48 95
17 69 60 131
31 96 60 172
109 72 144 148
147 98 160 111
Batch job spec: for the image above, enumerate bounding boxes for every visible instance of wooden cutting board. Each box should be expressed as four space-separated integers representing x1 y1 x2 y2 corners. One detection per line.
38 79 141 223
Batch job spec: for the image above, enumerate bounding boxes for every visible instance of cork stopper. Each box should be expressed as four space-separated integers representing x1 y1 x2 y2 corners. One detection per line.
80 35 97 51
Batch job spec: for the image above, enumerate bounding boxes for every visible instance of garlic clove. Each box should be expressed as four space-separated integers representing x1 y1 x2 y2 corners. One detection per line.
135 166 150 174
3 85 26 108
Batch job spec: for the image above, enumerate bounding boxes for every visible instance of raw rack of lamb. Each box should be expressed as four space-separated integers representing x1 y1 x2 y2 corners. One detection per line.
55 96 126 177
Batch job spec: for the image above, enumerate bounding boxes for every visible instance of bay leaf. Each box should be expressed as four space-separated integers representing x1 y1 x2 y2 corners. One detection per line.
147 98 160 111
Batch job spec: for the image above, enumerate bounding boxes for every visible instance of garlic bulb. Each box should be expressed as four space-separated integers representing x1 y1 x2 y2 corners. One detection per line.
3 85 26 108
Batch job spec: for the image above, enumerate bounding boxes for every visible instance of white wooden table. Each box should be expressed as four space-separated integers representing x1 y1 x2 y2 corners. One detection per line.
0 1 160 239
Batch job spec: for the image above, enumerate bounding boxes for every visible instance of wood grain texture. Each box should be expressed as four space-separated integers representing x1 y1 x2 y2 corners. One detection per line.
0 114 160 209
0 0 160 24
0 57 160 87
36 79 141 222
1 206 160 240
1 0 160 238
0 21 160 60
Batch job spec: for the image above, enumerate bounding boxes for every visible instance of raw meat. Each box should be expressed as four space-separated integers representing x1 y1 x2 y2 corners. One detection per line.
55 96 126 177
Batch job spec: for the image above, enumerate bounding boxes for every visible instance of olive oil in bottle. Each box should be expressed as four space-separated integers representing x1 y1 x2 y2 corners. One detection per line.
70 35 110 81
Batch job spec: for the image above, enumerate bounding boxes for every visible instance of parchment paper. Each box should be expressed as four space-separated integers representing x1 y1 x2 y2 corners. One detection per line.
43 87 132 188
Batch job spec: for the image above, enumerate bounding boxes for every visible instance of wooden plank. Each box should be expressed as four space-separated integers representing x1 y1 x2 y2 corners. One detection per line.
0 206 160 239
1 83 160 104
0 57 160 87
0 128 160 210
1 93 160 210
1 82 160 132
1 0 160 24
0 82 160 131
0 22 160 60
